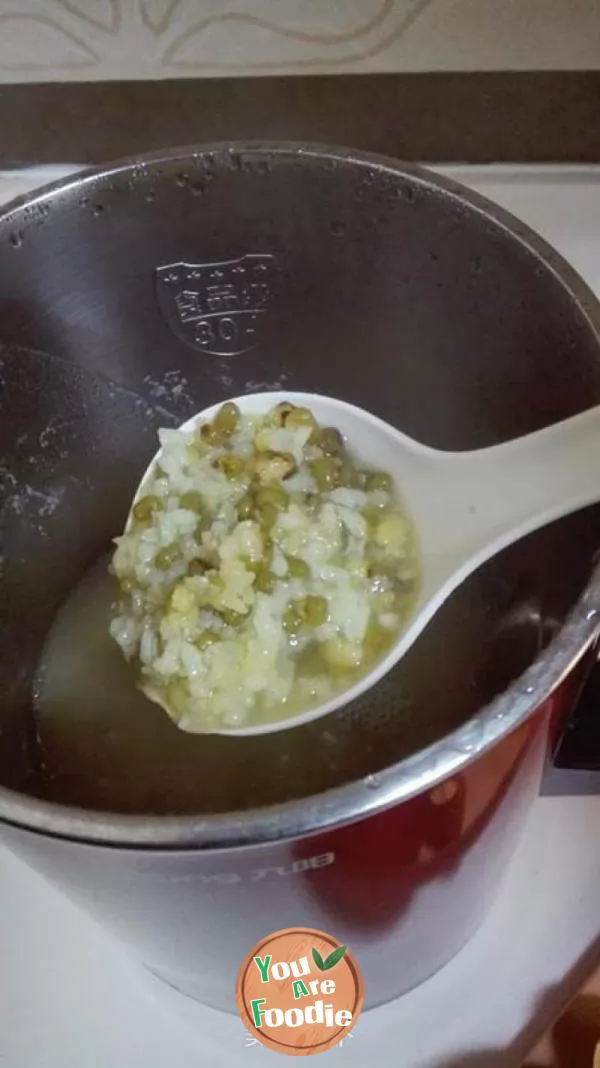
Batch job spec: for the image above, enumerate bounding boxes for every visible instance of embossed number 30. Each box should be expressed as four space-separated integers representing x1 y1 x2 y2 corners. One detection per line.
195 317 238 348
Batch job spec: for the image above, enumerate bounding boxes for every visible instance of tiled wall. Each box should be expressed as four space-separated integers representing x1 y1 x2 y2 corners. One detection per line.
0 0 598 82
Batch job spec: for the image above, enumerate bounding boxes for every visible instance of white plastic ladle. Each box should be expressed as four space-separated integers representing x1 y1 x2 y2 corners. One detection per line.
130 391 600 735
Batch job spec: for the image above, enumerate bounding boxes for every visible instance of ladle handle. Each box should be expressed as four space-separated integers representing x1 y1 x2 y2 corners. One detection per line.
434 404 600 573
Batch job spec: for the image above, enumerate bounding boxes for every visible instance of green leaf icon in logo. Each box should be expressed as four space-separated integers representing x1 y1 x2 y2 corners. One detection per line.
323 944 347 970
312 944 348 971
312 947 326 971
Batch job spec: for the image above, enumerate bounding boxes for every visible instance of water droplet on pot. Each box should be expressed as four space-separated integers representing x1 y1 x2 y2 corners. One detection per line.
8 231 23 248
92 204 104 217
189 180 206 196
146 189 156 202
176 172 189 188
364 774 381 790
586 608 598 620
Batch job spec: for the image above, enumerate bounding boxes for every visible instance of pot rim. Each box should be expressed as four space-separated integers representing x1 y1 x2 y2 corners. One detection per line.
1 140 600 850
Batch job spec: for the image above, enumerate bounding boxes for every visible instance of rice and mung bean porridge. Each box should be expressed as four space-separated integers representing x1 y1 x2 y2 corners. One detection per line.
110 400 419 731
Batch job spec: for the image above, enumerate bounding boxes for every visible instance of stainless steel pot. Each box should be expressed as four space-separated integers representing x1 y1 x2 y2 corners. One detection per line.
1 143 600 1012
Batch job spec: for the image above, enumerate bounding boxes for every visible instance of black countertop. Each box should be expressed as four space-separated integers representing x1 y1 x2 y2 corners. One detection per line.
0 71 599 166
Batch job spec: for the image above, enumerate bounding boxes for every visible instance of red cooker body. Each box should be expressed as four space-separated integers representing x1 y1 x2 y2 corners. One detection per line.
1 649 591 1011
